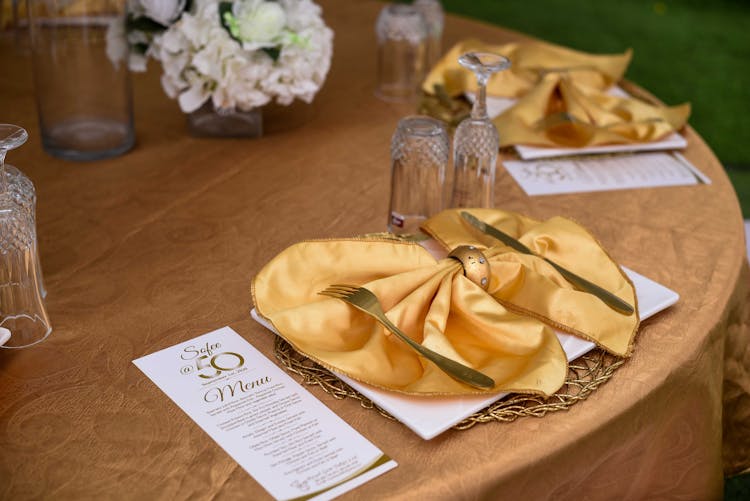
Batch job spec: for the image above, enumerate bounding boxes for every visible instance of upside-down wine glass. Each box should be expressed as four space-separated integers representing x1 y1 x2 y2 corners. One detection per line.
0 124 45 297
0 124 52 349
450 52 511 208
0 124 28 194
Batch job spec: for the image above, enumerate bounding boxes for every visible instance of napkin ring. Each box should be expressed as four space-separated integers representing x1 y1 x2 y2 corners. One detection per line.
448 246 490 290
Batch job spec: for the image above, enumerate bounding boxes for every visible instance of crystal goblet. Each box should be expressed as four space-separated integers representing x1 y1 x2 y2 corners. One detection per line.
0 124 52 349
450 52 510 208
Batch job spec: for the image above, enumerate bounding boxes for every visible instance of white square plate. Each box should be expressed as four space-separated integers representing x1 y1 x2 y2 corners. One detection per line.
251 266 677 440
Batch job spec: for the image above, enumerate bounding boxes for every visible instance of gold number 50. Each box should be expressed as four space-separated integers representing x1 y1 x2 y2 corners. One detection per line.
196 352 245 379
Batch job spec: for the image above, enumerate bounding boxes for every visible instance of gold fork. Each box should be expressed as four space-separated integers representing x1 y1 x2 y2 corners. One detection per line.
319 285 495 390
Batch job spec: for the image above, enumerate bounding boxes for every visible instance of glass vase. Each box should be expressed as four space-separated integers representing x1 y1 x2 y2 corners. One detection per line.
187 102 263 138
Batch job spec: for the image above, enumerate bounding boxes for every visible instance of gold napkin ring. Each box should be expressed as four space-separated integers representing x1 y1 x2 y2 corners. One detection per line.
448 245 490 290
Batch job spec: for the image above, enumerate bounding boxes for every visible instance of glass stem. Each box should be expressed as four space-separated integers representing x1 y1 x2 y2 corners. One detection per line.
471 73 489 120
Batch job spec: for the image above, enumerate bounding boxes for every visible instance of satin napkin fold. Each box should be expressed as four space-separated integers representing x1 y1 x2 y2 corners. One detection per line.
423 38 632 99
422 209 639 356
252 210 639 397
493 73 690 148
422 39 690 148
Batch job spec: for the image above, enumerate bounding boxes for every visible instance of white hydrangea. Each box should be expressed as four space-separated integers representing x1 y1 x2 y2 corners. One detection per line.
133 0 187 27
152 0 333 113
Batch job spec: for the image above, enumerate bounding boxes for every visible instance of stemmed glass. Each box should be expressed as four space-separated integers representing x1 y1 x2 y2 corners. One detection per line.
0 124 29 194
450 52 511 208
0 125 40 294
0 124 52 349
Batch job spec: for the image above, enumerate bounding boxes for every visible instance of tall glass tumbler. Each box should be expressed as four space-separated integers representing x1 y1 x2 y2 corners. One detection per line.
28 0 134 161
388 116 449 234
375 4 428 102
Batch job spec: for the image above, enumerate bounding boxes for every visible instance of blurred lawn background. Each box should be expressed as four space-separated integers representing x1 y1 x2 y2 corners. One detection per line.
438 0 750 216
434 1 750 498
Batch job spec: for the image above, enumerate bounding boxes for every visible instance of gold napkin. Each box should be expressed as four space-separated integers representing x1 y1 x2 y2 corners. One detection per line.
422 209 639 356
423 38 632 99
252 210 639 396
422 39 690 148
493 73 690 147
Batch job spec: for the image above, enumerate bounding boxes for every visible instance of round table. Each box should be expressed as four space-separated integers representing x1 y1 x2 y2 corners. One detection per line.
1 1 748 498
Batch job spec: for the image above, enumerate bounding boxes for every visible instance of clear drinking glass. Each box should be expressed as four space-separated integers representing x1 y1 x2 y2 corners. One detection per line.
413 0 444 68
375 4 428 102
450 52 511 208
0 125 46 299
27 0 134 161
388 116 449 234
0 125 52 349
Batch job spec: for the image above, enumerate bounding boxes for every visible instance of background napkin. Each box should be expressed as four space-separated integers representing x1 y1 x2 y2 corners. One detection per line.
423 38 632 98
422 39 690 148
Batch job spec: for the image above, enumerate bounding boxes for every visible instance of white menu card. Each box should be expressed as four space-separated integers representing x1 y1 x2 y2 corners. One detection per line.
133 327 396 501
513 132 688 160
502 152 710 196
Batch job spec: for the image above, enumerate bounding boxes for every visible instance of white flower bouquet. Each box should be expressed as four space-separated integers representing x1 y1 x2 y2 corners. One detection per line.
125 0 333 113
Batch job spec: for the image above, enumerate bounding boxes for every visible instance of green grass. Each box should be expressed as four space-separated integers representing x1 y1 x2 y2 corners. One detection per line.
726 472 750 500
727 167 750 216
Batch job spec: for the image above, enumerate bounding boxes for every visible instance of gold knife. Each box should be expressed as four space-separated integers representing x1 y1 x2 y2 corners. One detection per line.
460 211 635 316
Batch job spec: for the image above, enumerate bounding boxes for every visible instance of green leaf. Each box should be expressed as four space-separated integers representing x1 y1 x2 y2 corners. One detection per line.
132 42 149 55
262 46 281 61
126 15 167 33
218 2 242 44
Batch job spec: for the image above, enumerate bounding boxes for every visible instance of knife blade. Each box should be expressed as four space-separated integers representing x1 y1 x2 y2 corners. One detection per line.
460 211 635 316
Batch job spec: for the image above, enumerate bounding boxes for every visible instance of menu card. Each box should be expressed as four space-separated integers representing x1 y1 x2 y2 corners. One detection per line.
513 132 687 160
502 152 710 196
133 327 396 500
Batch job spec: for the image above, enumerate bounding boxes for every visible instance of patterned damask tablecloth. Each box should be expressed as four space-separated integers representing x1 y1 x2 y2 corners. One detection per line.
1 1 749 499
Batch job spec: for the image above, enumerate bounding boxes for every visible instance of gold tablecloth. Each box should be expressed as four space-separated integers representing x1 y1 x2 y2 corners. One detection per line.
1 1 748 499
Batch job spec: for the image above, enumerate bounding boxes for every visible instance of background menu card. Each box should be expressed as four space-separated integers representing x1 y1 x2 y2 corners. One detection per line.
502 152 711 196
133 327 396 501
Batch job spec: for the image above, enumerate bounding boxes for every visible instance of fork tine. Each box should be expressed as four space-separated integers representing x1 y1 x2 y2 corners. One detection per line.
318 289 346 298
329 284 359 292
320 285 353 293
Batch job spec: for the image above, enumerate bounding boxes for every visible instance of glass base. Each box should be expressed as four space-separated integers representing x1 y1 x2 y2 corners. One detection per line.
0 314 52 349
188 103 263 138
41 117 135 162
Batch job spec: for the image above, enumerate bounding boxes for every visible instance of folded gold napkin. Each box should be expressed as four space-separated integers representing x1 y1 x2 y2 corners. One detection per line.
422 39 690 148
423 38 632 99
493 73 691 148
253 210 639 396
422 209 639 356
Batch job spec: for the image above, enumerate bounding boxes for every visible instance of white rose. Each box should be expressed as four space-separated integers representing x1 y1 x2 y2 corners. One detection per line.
233 1 286 45
139 0 187 26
